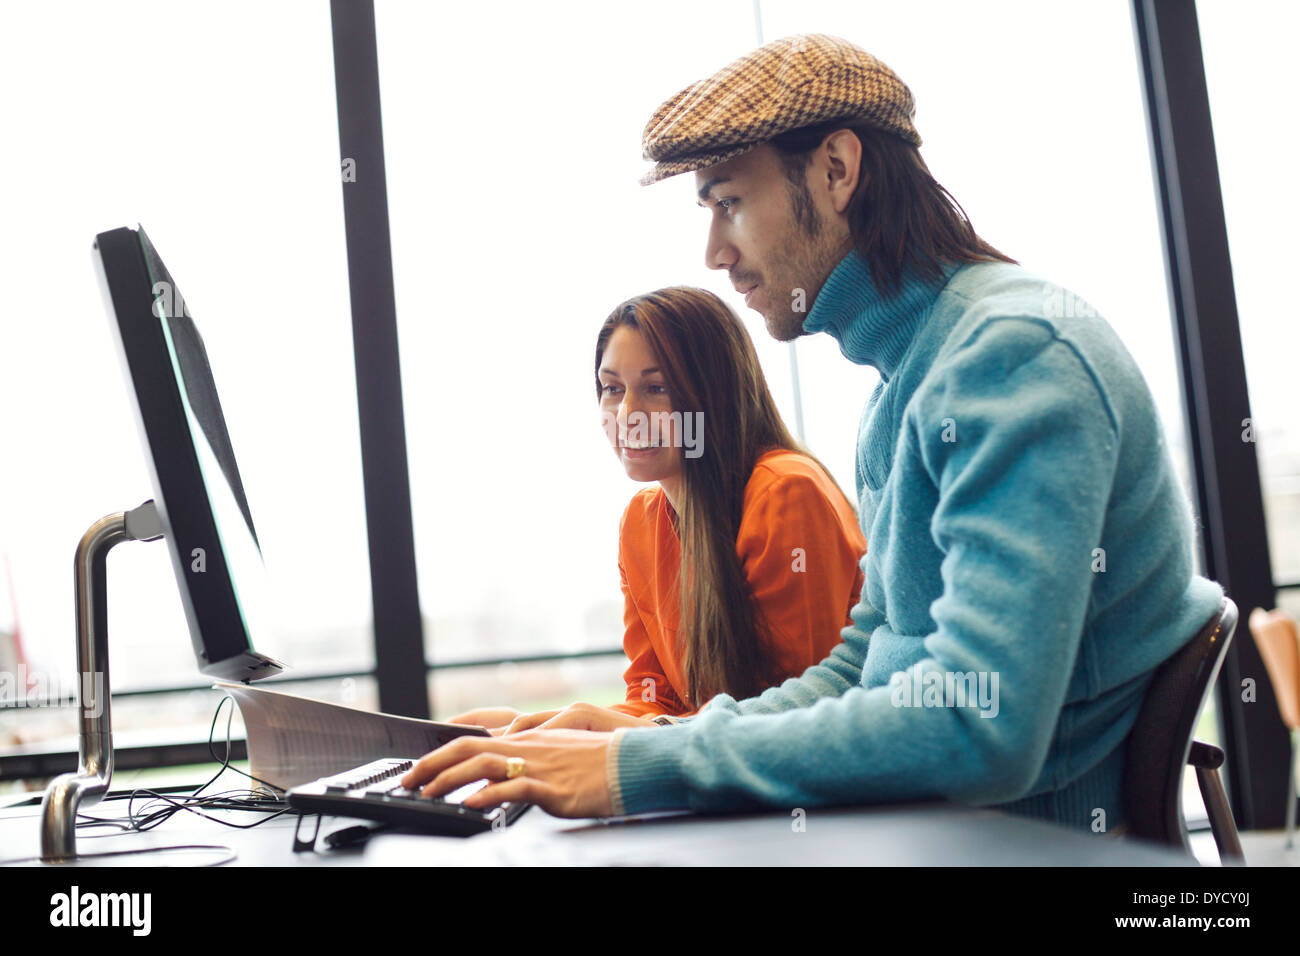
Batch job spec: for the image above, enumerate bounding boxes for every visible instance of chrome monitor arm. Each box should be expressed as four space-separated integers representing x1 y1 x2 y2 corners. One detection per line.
39 499 163 862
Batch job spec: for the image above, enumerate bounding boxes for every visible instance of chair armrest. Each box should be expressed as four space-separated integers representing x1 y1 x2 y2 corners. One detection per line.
1188 739 1225 770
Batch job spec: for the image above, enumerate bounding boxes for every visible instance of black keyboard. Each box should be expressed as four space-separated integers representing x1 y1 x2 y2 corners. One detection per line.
287 757 530 836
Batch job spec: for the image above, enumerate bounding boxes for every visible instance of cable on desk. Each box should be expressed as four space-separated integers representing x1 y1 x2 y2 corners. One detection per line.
73 696 296 836
0 697 294 866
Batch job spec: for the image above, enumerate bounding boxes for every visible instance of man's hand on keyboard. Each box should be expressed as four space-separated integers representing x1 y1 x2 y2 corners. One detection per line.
402 728 615 819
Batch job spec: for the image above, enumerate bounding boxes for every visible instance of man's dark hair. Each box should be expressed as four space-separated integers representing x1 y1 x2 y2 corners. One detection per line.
769 120 1016 294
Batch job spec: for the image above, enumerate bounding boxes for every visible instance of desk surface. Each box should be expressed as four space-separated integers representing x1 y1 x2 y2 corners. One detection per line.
368 802 1196 866
0 790 1194 866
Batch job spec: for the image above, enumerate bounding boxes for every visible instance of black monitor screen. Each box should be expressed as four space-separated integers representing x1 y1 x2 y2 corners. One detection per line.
95 225 284 681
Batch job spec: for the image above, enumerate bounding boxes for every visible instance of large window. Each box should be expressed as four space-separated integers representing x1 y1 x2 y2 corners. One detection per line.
376 2 1196 713
1196 0 1299 838
0 2 368 760
374 1 799 714
1199 0 1300 611
1 3 1271 826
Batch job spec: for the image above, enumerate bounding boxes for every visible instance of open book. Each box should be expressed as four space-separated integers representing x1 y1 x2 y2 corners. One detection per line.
215 681 487 790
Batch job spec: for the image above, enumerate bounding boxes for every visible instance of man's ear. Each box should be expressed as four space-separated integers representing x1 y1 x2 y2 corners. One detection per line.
821 128 864 214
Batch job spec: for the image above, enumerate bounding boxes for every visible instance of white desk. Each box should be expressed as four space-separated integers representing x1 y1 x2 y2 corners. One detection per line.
0 788 1195 867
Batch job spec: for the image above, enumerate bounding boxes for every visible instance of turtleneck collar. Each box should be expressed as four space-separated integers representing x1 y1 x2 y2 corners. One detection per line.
802 251 958 381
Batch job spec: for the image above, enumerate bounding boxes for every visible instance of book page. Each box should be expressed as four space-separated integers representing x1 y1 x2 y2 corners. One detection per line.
214 681 487 789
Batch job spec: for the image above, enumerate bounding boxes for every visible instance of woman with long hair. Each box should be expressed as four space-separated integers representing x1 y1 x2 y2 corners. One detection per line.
452 287 865 728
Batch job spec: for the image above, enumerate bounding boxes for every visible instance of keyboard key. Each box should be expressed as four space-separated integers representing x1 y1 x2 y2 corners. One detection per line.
386 787 427 801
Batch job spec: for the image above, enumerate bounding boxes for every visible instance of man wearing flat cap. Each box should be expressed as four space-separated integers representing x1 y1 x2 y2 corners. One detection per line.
406 35 1223 833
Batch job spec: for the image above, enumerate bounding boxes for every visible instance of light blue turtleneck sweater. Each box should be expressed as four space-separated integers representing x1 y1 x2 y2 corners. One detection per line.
607 252 1223 831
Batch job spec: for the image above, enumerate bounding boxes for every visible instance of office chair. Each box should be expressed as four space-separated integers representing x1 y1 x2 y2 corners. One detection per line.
1122 597 1244 864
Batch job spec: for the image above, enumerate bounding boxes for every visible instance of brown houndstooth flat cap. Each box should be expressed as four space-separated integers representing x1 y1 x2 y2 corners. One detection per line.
640 34 920 186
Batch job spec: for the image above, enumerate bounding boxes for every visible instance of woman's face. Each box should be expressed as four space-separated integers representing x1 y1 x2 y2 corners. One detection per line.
597 325 683 487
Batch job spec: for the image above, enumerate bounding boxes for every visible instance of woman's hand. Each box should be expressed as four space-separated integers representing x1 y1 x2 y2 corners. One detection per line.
443 706 521 729
489 709 560 735
401 728 616 818
500 701 657 735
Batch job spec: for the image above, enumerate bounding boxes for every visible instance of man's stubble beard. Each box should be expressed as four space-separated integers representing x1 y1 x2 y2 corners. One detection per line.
761 232 849 343
761 175 851 342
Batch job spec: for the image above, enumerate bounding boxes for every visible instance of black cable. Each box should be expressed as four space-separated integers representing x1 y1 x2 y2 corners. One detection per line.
202 694 286 796
73 695 296 835
0 697 297 867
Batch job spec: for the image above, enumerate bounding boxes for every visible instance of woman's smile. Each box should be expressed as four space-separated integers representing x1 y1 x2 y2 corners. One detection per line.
621 441 664 461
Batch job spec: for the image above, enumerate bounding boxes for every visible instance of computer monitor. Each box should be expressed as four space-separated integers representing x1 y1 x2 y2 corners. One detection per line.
93 224 284 682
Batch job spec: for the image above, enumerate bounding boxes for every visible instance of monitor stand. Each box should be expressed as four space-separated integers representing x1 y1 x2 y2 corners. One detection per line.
39 500 163 862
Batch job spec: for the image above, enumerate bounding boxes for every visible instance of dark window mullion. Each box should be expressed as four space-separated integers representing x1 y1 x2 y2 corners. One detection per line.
329 0 428 718
1132 0 1287 829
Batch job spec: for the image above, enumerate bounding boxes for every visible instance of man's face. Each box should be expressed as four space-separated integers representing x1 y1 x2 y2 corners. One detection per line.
696 144 849 341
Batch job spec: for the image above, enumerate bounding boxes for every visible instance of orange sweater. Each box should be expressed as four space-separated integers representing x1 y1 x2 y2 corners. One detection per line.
610 449 867 718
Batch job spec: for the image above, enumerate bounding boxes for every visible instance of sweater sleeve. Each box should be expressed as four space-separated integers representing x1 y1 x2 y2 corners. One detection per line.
611 324 1121 815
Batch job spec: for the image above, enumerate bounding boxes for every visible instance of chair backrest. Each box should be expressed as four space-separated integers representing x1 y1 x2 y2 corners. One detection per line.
1122 597 1238 848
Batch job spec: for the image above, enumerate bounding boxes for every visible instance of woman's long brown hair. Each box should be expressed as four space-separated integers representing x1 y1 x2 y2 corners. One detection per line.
595 287 848 706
